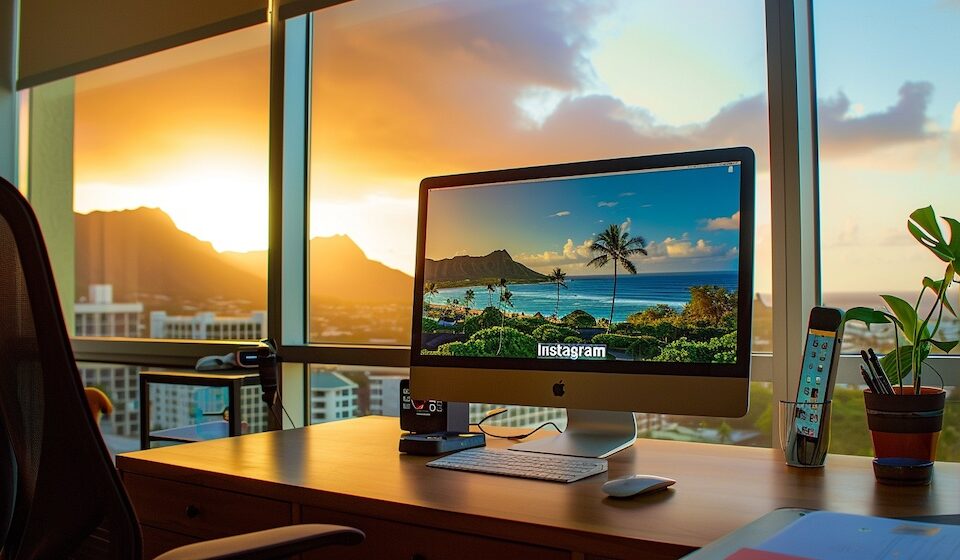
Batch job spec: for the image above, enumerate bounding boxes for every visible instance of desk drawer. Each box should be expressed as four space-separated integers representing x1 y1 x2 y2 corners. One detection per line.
302 507 569 560
125 473 292 538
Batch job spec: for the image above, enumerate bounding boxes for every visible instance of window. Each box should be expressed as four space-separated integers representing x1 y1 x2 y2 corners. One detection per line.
813 1 960 459
301 0 774 446
814 2 960 356
29 0 945 457
58 25 269 341
307 0 773 352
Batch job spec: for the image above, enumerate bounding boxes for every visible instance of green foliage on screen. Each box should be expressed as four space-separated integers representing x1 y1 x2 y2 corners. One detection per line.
532 324 580 343
436 327 537 358
562 309 597 328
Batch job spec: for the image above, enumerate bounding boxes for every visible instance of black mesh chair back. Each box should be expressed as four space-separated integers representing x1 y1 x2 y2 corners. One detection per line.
0 177 141 559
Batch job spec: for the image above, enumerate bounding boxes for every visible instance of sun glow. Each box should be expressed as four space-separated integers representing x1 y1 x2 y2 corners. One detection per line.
75 157 268 253
310 194 418 274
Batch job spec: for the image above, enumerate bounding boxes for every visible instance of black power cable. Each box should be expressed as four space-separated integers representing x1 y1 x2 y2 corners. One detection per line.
471 407 564 440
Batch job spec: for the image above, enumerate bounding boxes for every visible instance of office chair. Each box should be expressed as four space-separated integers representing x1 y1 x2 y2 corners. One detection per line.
0 177 364 559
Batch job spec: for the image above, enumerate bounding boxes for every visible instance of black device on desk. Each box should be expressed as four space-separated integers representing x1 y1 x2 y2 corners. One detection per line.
399 379 468 434
398 379 483 455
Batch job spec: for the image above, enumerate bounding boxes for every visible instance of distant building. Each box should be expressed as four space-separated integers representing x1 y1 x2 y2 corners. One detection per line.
74 286 271 445
150 310 266 340
310 372 359 424
74 284 144 441
75 284 144 337
368 374 406 417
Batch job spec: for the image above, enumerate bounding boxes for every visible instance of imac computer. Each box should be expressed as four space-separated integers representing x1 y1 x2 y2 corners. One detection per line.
410 147 755 458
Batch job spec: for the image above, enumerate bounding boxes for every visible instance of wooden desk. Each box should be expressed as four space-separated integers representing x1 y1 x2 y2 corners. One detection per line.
117 416 960 560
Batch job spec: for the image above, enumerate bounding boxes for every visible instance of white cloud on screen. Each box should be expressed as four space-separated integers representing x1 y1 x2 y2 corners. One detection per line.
645 235 722 260
704 211 740 231
516 238 593 266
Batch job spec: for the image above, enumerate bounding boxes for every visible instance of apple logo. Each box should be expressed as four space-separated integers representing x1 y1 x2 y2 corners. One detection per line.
552 380 565 397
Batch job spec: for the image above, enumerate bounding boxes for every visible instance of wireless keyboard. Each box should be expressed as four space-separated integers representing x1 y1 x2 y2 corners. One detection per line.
426 447 607 483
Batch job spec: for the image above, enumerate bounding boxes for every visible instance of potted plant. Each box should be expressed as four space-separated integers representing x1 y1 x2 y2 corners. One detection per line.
843 206 958 472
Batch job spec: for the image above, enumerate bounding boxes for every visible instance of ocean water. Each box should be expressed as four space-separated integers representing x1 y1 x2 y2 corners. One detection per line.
425 270 738 323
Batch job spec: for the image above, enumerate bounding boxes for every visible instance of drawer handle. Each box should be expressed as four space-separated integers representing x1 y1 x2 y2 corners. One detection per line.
411 555 426 560
185 505 200 519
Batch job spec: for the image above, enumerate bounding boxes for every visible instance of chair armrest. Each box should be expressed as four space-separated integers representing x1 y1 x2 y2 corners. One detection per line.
153 524 364 560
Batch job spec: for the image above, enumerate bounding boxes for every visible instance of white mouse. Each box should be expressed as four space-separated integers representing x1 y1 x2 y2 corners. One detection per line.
601 474 676 498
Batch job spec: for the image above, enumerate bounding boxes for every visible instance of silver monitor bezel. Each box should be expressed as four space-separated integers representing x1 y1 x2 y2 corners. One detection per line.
410 147 755 417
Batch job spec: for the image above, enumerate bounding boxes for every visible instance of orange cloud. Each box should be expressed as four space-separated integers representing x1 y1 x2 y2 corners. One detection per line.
75 28 269 187
818 82 938 158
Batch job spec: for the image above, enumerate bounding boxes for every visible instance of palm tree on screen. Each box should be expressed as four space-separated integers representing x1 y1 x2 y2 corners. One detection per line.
547 267 568 319
587 224 647 329
424 282 439 312
496 287 514 356
463 289 475 313
486 283 495 307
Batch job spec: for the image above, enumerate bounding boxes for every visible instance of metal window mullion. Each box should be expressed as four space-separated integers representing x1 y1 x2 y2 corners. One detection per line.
270 3 312 427
766 0 819 440
1 0 17 183
72 338 252 368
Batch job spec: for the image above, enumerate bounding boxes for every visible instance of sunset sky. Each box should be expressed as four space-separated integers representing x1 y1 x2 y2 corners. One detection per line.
72 0 960 294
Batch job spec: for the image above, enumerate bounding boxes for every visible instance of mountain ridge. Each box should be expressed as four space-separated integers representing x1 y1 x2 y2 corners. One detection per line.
75 207 413 311
424 249 547 287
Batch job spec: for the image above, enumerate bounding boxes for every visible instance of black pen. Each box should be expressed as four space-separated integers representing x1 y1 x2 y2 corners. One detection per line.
867 348 895 395
859 364 878 394
861 350 887 395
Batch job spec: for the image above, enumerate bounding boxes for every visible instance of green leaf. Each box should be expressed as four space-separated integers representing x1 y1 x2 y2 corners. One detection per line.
922 265 957 318
880 347 911 386
944 217 960 261
880 294 920 343
927 339 959 353
909 207 954 262
842 307 892 328
909 206 941 235
879 344 930 385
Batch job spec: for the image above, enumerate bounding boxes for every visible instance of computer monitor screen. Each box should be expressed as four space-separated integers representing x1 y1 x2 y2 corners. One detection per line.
410 148 754 446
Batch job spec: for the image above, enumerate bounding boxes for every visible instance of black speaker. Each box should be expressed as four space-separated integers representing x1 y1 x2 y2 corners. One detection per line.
400 379 468 434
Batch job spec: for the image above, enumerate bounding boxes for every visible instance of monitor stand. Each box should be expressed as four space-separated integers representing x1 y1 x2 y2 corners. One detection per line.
508 409 637 459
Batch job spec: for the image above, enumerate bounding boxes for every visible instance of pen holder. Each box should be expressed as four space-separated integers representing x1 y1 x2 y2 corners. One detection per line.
863 387 944 462
779 400 831 468
863 387 943 485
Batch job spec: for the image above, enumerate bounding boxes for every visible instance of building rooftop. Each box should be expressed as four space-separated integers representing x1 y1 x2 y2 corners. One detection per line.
310 371 357 390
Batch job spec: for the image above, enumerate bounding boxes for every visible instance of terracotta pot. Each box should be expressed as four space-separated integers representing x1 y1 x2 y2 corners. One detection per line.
863 386 945 461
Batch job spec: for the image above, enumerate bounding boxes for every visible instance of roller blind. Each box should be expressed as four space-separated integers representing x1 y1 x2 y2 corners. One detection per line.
18 0 267 89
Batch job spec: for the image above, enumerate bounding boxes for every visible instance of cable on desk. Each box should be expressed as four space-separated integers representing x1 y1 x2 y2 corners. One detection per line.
471 407 564 440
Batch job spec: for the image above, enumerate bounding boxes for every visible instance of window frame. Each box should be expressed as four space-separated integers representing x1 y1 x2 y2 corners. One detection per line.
64 0 960 433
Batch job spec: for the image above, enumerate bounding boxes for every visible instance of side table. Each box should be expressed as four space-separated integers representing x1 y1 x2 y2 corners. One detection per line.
138 370 261 449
